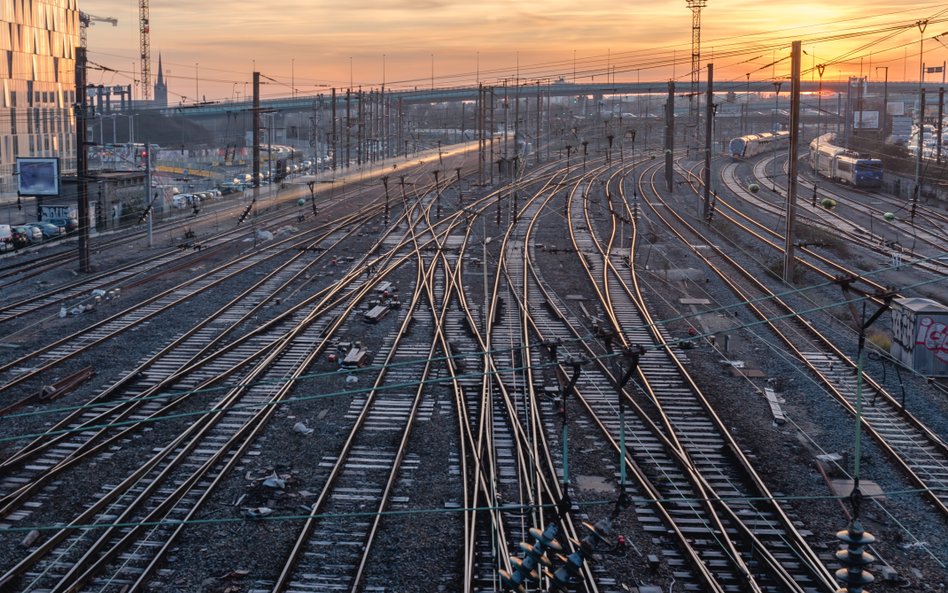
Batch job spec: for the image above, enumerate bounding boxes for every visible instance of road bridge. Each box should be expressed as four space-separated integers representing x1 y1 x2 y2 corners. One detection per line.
160 79 937 120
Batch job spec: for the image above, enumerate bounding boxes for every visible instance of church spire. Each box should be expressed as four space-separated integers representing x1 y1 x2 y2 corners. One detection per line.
153 52 168 107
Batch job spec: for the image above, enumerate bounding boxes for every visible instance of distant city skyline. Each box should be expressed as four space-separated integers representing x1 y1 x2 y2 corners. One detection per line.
79 1 948 104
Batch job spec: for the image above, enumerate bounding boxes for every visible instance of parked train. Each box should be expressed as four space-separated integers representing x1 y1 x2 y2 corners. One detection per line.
728 131 790 159
808 133 883 188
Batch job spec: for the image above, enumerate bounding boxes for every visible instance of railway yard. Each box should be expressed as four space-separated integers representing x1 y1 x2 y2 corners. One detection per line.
0 141 945 593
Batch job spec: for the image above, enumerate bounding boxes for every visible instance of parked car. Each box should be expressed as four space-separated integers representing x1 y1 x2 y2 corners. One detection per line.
13 224 42 243
0 224 11 250
9 227 30 249
45 217 78 233
26 221 63 240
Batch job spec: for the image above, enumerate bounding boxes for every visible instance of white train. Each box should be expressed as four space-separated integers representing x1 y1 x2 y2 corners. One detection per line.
728 130 790 158
809 133 883 188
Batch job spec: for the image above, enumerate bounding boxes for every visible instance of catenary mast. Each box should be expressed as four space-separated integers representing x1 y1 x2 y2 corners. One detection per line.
686 0 706 132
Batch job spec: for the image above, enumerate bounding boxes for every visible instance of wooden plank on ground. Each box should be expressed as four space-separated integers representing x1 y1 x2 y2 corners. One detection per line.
764 387 786 425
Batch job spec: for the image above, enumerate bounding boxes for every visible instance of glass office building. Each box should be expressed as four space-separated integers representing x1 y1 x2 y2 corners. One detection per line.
0 0 79 195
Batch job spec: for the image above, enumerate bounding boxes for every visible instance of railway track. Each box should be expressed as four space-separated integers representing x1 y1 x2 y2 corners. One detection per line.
0 176 387 325
560 161 834 591
739 155 947 278
639 158 948 518
0 144 942 591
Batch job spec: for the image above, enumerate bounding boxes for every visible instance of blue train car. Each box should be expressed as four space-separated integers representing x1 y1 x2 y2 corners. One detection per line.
809 133 883 188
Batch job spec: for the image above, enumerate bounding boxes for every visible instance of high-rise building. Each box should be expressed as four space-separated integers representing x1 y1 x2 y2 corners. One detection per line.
153 53 168 108
0 1 80 195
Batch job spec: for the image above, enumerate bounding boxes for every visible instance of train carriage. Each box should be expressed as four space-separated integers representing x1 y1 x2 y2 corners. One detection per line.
728 131 790 159
809 133 883 188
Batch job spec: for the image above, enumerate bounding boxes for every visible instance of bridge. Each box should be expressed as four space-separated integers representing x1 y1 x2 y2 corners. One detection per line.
162 79 939 119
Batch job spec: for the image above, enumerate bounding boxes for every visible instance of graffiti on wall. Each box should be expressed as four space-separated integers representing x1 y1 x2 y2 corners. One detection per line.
892 306 915 354
915 316 948 363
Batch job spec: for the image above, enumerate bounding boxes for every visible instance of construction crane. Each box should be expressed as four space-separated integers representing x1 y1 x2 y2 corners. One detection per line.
139 0 152 102
78 11 118 49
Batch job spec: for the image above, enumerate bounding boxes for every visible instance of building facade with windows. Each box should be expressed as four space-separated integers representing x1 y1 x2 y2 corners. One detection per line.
0 0 79 196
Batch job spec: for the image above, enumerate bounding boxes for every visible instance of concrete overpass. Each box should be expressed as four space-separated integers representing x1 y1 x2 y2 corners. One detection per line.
160 79 937 120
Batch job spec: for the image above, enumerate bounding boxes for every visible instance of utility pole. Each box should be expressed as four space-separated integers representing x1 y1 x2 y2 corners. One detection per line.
478 84 485 185
913 19 927 222
784 41 802 284
938 87 944 164
875 66 888 141
536 81 542 165
331 88 338 171
252 72 260 204
489 88 496 185
345 88 351 169
145 141 152 246
665 81 675 191
913 87 924 220
703 63 713 220
76 46 91 273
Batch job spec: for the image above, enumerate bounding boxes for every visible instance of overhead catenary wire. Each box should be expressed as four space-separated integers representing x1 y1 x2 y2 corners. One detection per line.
1 267 944 442
80 7 948 103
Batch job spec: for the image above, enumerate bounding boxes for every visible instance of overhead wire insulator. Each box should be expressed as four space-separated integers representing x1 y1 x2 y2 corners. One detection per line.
544 519 612 591
499 523 563 592
237 202 254 225
834 518 876 593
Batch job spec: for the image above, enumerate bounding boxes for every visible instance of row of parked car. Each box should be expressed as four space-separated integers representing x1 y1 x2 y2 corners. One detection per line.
0 217 79 250
171 188 223 209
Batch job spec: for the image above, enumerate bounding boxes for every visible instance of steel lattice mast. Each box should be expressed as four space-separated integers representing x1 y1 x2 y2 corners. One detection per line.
686 0 706 119
139 0 151 102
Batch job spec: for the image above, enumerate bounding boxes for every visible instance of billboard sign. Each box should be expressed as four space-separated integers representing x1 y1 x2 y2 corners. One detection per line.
890 116 912 139
853 111 879 129
17 157 60 196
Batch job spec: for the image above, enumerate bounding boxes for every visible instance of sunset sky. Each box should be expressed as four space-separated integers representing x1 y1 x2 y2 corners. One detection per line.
79 1 948 103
